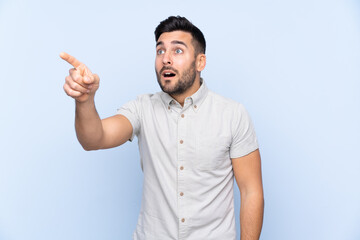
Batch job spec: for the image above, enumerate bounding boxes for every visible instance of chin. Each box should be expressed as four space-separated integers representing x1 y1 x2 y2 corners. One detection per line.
162 78 176 86
161 84 175 93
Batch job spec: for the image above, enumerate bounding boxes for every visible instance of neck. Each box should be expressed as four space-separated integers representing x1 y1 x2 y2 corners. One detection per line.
171 76 201 107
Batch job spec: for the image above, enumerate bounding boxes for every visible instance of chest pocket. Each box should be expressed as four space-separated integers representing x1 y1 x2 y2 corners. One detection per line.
196 135 231 171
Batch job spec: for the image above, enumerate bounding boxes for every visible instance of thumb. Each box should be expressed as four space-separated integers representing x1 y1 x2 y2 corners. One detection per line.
83 75 94 84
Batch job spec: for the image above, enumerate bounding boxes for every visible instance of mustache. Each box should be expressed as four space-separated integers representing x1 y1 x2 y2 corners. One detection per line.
160 66 179 75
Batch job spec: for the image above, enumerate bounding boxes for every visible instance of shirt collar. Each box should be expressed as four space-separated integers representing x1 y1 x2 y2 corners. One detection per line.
160 78 209 112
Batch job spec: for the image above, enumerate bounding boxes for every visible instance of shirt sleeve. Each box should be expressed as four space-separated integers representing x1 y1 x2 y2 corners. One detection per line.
230 103 259 158
116 98 141 142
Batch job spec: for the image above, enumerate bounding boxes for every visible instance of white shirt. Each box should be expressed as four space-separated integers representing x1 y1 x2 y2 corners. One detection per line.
117 81 258 240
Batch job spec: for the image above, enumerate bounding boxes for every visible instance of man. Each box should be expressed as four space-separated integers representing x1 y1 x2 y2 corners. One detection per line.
61 16 264 240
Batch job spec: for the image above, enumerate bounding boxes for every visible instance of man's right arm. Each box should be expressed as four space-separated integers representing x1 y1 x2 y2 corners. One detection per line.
61 52 133 150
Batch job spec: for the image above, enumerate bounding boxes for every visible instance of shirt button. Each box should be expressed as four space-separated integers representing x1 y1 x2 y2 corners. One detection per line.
180 166 184 170
181 114 185 118
168 106 171 110
181 218 185 223
180 192 184 196
194 105 197 109
180 140 184 144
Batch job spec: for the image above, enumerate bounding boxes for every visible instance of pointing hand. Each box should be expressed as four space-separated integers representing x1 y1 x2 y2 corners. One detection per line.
60 52 100 103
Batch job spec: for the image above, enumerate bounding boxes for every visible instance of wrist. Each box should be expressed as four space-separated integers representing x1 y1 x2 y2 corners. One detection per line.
75 97 95 108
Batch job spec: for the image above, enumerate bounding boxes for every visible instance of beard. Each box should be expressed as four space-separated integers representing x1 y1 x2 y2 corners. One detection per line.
156 60 196 96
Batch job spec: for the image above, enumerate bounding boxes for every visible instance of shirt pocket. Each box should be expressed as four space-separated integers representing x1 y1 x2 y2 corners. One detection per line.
196 136 230 171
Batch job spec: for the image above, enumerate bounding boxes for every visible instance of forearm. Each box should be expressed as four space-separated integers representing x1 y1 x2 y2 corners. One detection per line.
75 99 104 150
240 191 264 240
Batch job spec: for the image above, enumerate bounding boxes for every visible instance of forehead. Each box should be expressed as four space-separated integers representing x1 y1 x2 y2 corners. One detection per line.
157 31 193 46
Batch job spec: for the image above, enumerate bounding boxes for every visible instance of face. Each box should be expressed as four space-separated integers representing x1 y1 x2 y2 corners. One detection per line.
155 31 198 96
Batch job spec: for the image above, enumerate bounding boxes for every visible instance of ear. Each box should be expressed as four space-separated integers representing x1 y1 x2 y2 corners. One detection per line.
196 54 206 72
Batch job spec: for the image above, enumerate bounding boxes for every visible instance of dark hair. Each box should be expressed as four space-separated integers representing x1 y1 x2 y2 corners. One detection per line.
154 16 206 55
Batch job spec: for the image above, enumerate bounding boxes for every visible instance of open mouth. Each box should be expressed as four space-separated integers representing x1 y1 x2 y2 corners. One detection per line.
162 70 176 79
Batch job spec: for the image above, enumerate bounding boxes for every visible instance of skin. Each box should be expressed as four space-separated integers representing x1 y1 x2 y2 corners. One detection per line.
155 31 206 106
60 52 132 150
61 30 264 239
232 150 264 240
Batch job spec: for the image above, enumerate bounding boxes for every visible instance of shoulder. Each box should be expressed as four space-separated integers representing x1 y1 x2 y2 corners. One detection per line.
117 92 164 123
118 92 162 112
206 89 245 112
203 90 253 129
132 92 163 105
135 92 160 101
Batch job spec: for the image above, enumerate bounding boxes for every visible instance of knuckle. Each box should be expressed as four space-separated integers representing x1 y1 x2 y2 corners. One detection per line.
69 80 77 89
63 84 71 96
70 69 79 78
73 75 81 83
94 73 100 82
69 89 80 97
68 89 75 96
65 76 71 83
73 82 85 92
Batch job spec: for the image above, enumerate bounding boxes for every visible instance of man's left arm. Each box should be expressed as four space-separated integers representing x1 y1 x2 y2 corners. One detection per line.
232 149 264 240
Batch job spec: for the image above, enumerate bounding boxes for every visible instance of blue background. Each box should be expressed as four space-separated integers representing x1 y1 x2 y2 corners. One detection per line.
0 0 359 239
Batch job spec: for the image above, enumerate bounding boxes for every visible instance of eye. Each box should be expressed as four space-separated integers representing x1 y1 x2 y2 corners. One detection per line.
175 49 183 54
157 49 165 55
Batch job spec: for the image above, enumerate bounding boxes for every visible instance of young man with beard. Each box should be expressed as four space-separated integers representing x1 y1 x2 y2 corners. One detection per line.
61 16 264 240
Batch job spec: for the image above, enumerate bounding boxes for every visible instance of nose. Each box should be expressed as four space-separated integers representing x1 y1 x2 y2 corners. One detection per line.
162 52 172 65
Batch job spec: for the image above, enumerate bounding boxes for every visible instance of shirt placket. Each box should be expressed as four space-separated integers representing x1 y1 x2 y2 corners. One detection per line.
177 104 190 240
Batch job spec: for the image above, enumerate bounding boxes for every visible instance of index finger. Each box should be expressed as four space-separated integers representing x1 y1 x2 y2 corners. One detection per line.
60 52 82 68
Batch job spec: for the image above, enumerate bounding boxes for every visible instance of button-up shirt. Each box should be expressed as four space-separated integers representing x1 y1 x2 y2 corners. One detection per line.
117 81 258 240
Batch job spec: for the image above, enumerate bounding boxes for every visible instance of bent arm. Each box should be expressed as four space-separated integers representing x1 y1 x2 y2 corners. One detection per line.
60 52 133 150
232 149 264 240
75 100 133 151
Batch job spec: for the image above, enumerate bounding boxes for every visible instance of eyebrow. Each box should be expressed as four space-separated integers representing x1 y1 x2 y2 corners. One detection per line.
156 40 188 48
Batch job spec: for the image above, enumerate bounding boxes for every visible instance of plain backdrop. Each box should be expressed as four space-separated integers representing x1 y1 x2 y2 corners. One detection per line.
0 0 359 239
